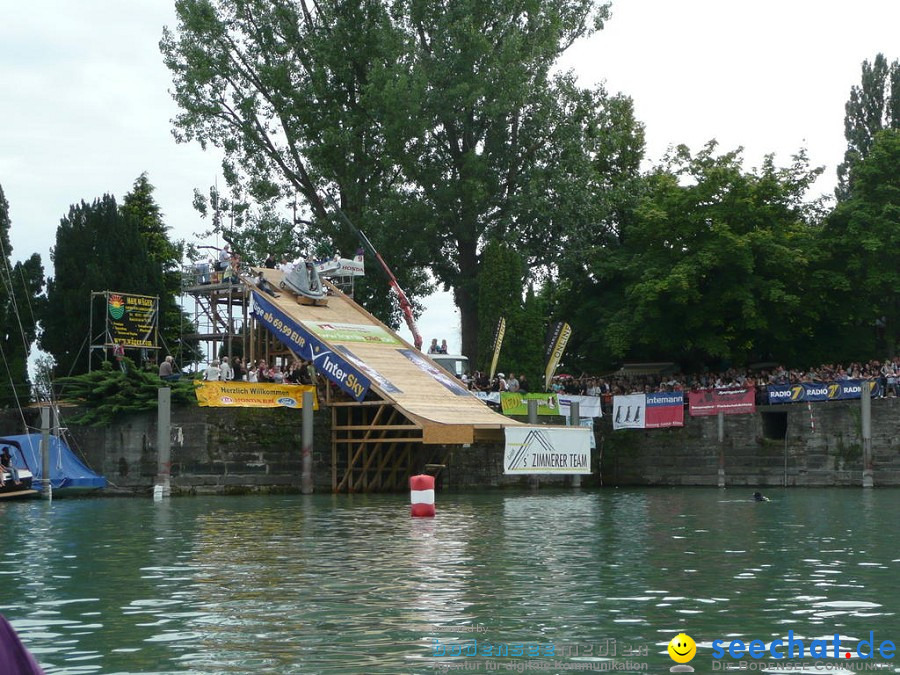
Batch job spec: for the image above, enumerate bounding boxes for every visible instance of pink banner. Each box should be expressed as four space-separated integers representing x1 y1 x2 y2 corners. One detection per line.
688 388 755 416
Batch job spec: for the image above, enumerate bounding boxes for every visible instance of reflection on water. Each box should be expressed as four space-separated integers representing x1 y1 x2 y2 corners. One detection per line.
1 489 898 673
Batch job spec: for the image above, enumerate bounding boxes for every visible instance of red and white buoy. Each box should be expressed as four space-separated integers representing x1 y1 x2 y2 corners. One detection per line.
410 474 435 517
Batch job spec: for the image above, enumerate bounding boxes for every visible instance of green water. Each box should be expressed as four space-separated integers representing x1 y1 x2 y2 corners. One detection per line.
1 488 898 674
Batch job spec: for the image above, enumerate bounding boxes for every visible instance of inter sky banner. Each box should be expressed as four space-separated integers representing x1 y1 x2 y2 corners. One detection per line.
488 317 506 380
195 381 318 409
767 379 878 404
250 291 371 401
543 321 572 390
688 388 756 416
613 393 684 430
107 292 158 348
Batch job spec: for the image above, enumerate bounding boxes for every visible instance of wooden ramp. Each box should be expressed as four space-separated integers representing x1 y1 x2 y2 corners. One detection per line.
247 268 518 492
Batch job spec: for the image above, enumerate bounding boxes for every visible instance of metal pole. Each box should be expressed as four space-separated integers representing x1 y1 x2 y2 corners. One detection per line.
155 387 172 499
301 390 314 494
40 406 52 500
527 399 539 489
88 292 94 374
861 381 873 488
569 401 582 488
717 411 725 488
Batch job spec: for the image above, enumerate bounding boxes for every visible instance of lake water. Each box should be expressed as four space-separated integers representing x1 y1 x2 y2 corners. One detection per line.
1 488 898 674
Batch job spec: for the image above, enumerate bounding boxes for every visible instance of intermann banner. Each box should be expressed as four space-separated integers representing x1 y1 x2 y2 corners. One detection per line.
107 292 158 348
543 321 572 390
767 379 879 404
613 393 684 430
196 381 318 409
250 291 371 401
688 388 756 416
488 317 506 380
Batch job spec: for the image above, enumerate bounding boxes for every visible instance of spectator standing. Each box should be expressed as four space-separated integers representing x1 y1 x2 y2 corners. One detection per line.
219 357 234 381
204 360 221 381
506 372 520 393
113 341 126 373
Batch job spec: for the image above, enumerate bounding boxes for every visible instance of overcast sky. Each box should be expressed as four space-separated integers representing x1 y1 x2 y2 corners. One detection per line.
1 0 897 356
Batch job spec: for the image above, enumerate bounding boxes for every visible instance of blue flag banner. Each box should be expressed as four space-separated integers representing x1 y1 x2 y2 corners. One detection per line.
250 291 371 401
767 379 878 405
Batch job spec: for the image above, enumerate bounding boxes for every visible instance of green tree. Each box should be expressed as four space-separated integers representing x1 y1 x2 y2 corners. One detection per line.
160 0 641 363
476 240 523 371
0 184 45 408
121 174 201 366
161 0 431 326
565 143 824 370
42 195 163 377
819 130 900 356
836 54 899 200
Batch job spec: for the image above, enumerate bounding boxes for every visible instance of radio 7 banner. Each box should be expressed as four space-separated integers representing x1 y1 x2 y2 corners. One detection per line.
767 380 878 404
688 388 755 416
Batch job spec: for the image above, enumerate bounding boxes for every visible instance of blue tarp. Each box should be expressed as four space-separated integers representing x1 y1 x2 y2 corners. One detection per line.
0 434 106 493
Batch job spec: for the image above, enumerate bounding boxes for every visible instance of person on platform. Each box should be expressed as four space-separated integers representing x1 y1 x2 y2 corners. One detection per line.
264 253 277 269
0 446 21 487
256 272 279 297
439 339 449 354
517 374 529 394
203 360 221 381
427 338 439 354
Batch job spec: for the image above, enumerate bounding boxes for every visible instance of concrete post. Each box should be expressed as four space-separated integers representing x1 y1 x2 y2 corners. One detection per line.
155 387 171 499
569 401 582 488
717 411 726 488
527 399 539 489
301 390 314 494
861 383 873 488
40 406 52 500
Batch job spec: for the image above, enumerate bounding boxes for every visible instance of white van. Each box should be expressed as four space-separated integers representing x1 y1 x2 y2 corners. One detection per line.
431 354 469 377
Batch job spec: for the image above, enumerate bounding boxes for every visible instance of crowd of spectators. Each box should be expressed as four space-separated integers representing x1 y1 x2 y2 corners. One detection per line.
540 357 900 403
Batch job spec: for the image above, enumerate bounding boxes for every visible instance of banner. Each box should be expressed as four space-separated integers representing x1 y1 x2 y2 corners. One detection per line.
503 426 591 474
195 381 318 409
543 322 572 390
500 392 561 416
488 317 506 380
688 388 755 416
250 291 371 401
306 321 400 345
566 416 597 450
558 395 604 419
645 392 685 428
108 292 158 348
399 349 470 396
767 379 878 404
612 394 645 429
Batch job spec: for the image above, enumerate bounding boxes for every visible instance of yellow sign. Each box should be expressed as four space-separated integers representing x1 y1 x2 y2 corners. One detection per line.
195 381 318 409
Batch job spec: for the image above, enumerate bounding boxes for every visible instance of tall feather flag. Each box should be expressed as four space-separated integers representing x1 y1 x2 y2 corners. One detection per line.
543 322 572 390
488 317 506 380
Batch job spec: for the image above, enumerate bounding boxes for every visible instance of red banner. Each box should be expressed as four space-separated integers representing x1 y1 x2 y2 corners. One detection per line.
688 388 755 416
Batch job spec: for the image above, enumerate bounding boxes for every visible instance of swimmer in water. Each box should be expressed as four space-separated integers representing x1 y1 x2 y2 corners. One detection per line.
753 491 769 502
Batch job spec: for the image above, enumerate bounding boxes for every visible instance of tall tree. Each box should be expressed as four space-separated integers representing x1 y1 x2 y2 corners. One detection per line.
561 143 824 370
476 240 523 370
42 195 163 377
0 184 45 407
121 174 200 365
160 0 640 363
819 130 900 356
836 54 899 200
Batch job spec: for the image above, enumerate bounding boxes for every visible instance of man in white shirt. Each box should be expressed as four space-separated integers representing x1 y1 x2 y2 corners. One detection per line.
219 356 234 381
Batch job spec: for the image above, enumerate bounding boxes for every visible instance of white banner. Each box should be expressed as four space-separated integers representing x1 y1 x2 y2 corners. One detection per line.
566 416 597 450
612 394 645 430
503 426 591 475
559 395 603 419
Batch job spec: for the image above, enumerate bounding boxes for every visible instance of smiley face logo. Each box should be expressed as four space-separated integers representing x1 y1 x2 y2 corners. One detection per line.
668 633 696 663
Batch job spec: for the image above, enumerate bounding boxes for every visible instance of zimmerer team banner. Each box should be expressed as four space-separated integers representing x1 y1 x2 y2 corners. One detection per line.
503 426 591 475
250 291 371 401
196 381 318 409
613 392 684 430
688 388 756 416
767 379 877 404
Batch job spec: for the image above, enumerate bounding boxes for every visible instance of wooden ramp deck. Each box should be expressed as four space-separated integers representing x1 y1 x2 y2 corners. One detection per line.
247 268 518 492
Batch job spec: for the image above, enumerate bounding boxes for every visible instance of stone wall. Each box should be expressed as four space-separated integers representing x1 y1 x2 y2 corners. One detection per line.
2 397 896 492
